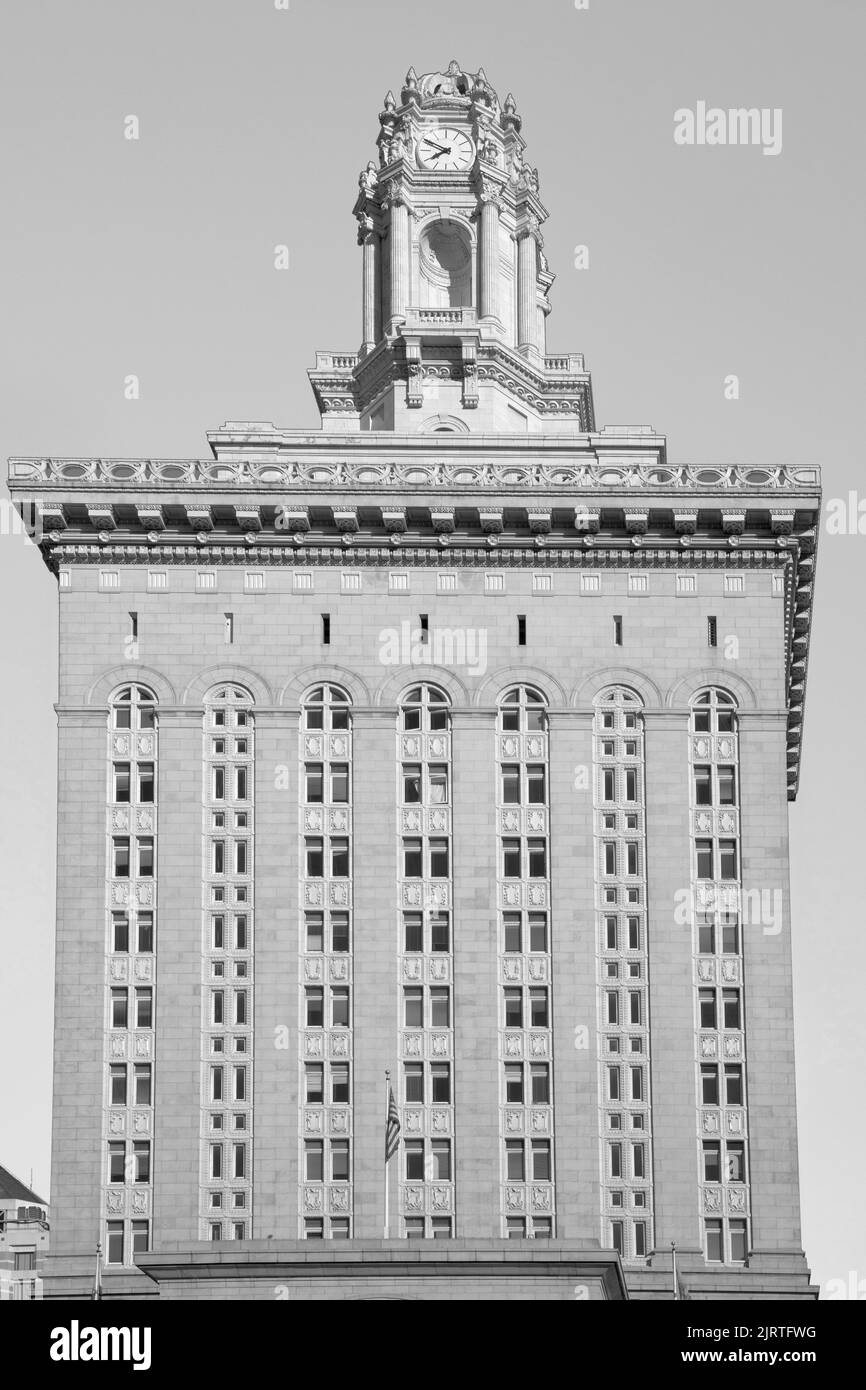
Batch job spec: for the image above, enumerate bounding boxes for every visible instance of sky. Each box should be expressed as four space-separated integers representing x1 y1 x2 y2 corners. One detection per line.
1 0 863 1294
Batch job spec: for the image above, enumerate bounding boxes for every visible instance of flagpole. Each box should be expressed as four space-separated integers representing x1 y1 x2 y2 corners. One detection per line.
384 1070 391 1240
671 1241 678 1301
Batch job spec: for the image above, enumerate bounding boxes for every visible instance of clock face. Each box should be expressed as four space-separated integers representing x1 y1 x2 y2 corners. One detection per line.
418 127 475 172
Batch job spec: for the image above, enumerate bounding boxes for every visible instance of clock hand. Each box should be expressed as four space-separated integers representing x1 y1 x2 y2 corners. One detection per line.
422 139 451 155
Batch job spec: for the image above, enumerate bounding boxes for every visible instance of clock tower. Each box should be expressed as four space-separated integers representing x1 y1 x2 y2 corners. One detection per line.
309 60 595 434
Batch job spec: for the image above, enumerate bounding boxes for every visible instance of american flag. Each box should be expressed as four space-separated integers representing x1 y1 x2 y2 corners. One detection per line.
385 1084 401 1163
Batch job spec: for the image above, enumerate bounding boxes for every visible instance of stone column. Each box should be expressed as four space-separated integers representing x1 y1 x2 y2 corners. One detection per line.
388 196 409 327
479 195 501 322
359 218 380 353
516 222 538 354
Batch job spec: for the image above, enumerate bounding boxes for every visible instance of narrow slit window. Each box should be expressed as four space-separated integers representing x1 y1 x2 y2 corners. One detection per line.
613 615 623 646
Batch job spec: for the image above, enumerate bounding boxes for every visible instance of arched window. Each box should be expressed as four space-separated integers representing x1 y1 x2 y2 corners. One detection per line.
691 687 737 735
400 684 450 733
419 219 472 309
303 685 351 732
111 684 157 730
498 685 547 733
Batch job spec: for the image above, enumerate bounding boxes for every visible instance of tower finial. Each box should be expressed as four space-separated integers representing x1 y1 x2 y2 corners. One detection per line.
383 90 396 112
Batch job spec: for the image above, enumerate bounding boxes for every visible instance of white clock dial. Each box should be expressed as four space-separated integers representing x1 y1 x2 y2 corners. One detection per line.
418 127 475 172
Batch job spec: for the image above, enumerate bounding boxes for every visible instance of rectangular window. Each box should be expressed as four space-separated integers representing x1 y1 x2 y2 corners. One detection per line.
331 913 349 952
718 767 736 805
529 988 548 1028
606 991 619 1026
234 841 247 875
106 1222 124 1266
136 913 154 953
729 1219 748 1262
526 766 546 805
603 842 617 875
697 914 715 953
403 765 422 803
322 613 331 644
701 1065 719 1106
602 768 615 802
431 1064 450 1103
627 916 641 950
632 1143 645 1179
694 766 712 806
517 614 527 646
234 991 247 1025
404 1218 425 1239
108 1142 125 1184
624 767 638 802
428 766 448 804
432 1140 451 1180
133 1064 151 1106
330 765 349 803
530 1064 549 1104
605 915 618 950
706 1219 723 1261
725 1065 744 1106
211 1065 224 1102
502 839 521 877
613 615 623 646
628 991 641 1025
719 840 738 880
110 988 128 1029
708 616 718 649
429 839 449 877
507 1218 526 1238
626 842 639 875
305 838 324 877
505 1064 524 1103
233 1066 246 1102
305 764 324 803
403 839 423 877
610 1143 622 1179
703 1141 721 1182
210 1144 223 1180
630 1066 643 1101
405 1064 424 1103
109 1064 127 1105
531 1140 551 1181
331 987 350 1027
506 1141 525 1181
430 988 450 1027
331 839 349 877
403 913 423 952
305 988 324 1028
331 1140 350 1182
721 917 740 953
527 839 547 878
111 913 129 953
113 838 130 878
608 1065 621 1101
133 1141 150 1183
699 989 717 1029
634 1221 647 1257
727 1142 746 1183
305 1064 323 1104
137 839 154 877
113 764 131 803
430 912 449 952
331 1064 350 1103
504 989 523 1028
233 1144 246 1179
305 912 324 952
502 766 520 804
504 912 522 953
304 1219 323 1239
404 988 423 1028
696 840 714 878
224 613 234 644
528 913 547 952
405 1142 424 1180
305 1141 324 1182
213 840 225 874
722 989 741 1029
